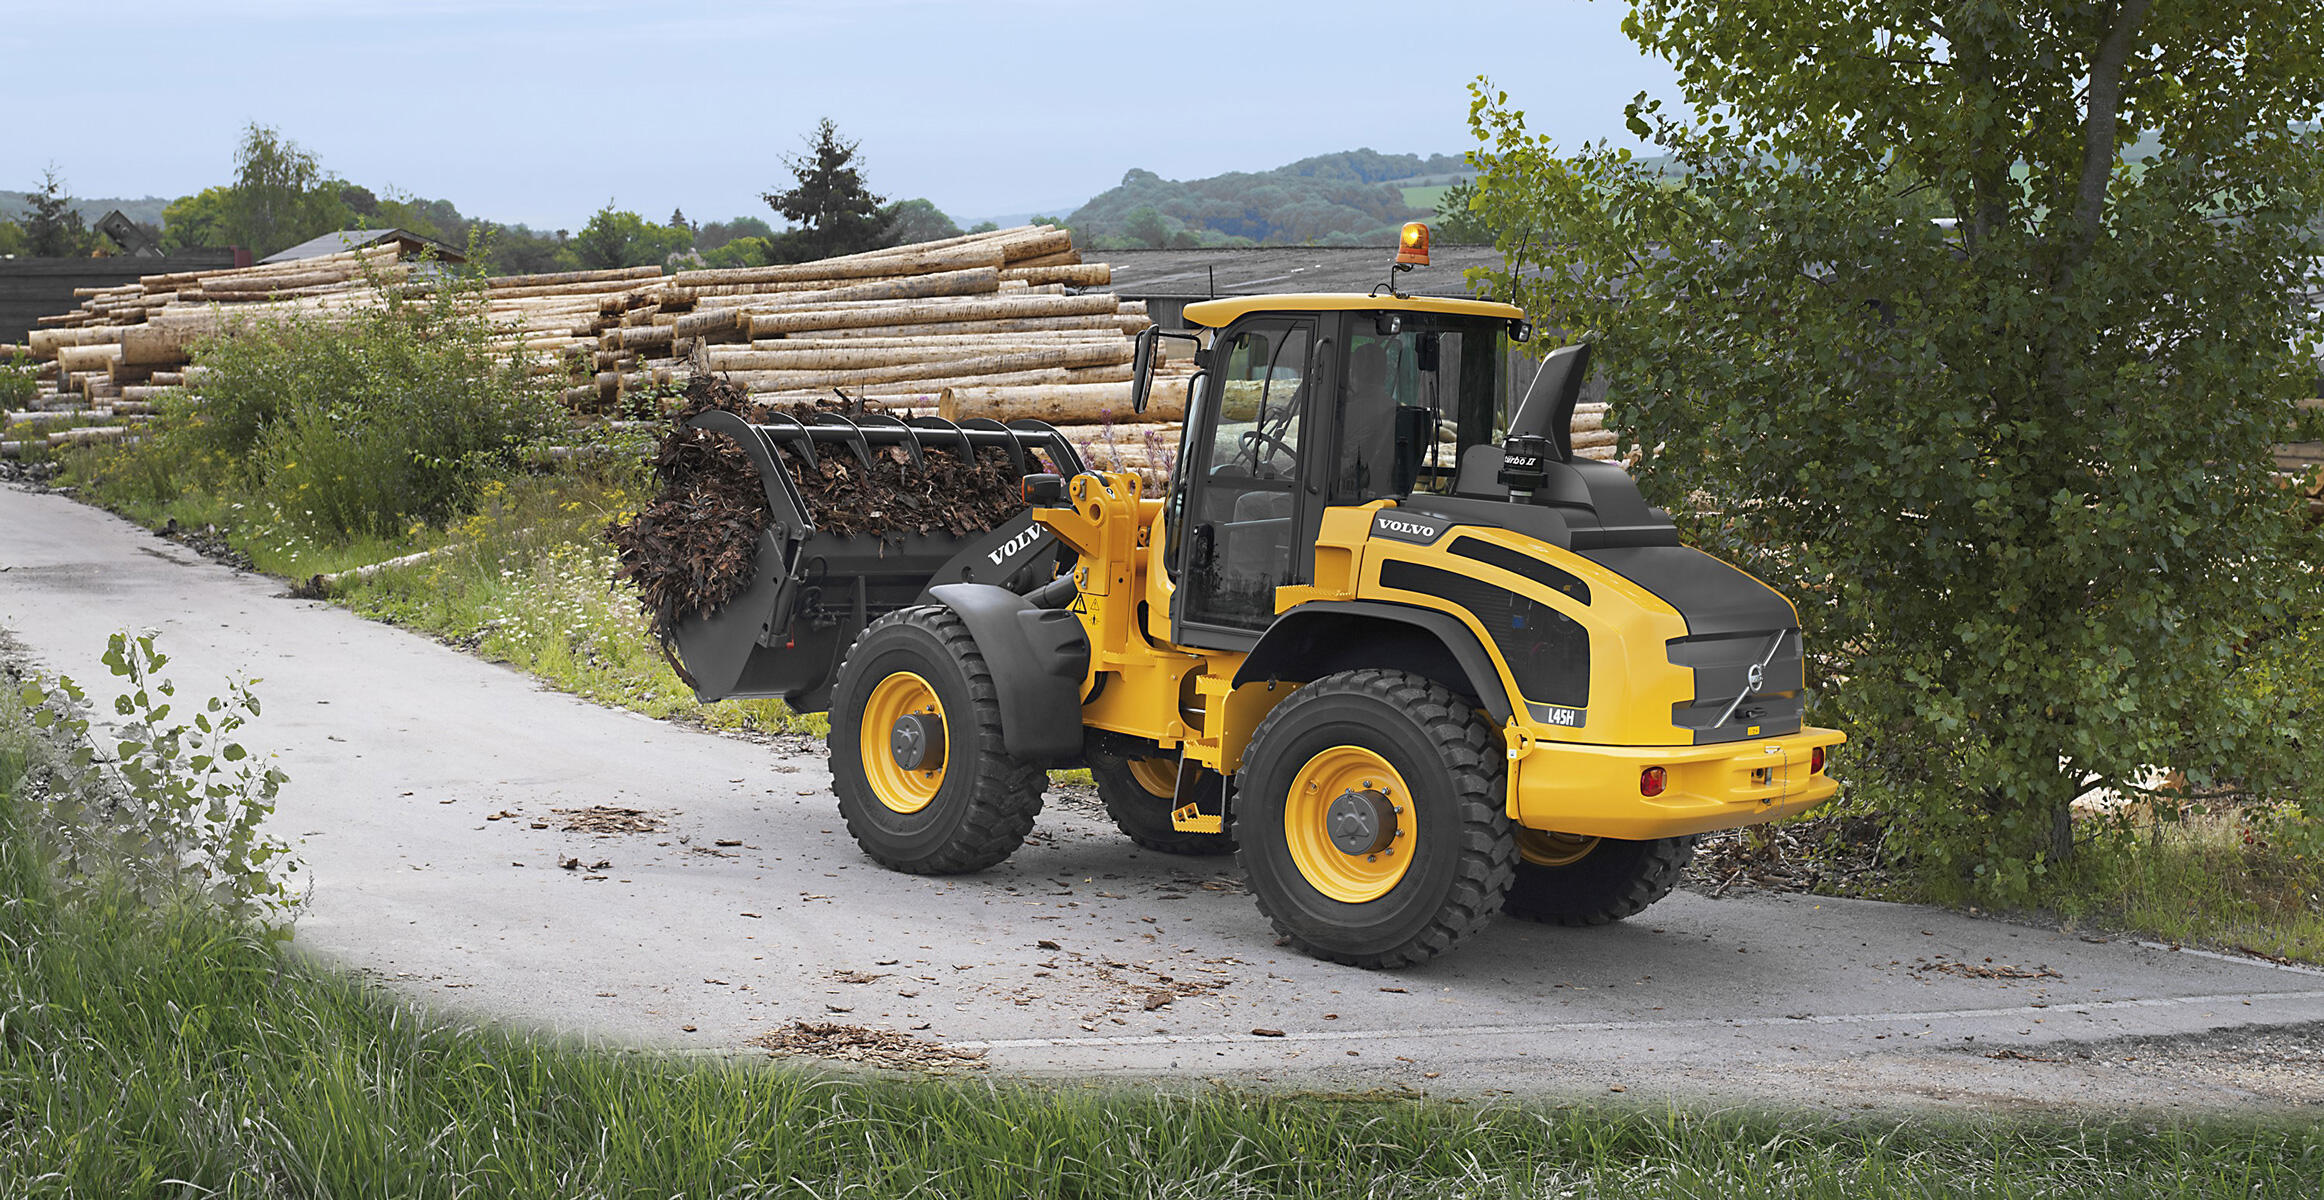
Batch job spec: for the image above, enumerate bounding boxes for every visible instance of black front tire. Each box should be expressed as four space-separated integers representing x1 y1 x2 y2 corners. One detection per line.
1235 669 1514 969
828 606 1044 874
1502 834 1697 926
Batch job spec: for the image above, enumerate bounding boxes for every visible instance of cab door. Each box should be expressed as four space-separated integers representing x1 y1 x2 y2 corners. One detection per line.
1170 316 1319 649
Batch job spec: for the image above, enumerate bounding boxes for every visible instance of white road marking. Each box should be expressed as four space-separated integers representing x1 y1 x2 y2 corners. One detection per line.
955 988 2324 1050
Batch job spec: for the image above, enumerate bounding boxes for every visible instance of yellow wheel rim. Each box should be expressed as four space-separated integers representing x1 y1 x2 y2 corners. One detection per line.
1126 756 1178 797
860 672 945 814
1515 828 1599 868
1283 745 1415 903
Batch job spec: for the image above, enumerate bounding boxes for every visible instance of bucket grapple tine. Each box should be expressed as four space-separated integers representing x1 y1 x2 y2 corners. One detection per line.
958 418 1025 475
810 412 875 469
1006 417 1087 476
761 411 817 472
683 408 814 540
854 412 924 471
907 416 977 461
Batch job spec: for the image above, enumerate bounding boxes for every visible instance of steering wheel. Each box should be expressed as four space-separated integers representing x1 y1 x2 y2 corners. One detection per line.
1238 426 1298 474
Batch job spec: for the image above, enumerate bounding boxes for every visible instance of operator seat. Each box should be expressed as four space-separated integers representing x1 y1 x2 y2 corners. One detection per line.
1336 340 1394 496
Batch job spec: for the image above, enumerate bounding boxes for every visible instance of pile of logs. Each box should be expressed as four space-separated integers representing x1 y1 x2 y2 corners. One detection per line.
2280 400 2323 527
2 227 1184 467
3 244 411 458
1 226 1617 489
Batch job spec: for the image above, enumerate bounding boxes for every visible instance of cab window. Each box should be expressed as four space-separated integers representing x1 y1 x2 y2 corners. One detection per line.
1335 317 1508 501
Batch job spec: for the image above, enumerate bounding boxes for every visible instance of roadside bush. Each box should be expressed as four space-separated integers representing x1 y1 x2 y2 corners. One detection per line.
4 632 299 926
0 350 37 410
176 283 560 541
1464 5 2324 901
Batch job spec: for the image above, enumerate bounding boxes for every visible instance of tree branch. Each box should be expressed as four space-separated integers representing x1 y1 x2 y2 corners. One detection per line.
2067 0 2154 269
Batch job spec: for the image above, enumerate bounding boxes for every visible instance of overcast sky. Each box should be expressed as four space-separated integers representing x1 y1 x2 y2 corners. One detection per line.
3 0 1679 231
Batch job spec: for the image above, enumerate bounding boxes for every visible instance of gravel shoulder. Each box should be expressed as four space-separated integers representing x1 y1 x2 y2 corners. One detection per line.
4 482 2318 1114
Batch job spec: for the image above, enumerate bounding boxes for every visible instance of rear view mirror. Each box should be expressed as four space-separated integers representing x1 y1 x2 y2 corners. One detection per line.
1132 327 1202 416
1130 326 1157 414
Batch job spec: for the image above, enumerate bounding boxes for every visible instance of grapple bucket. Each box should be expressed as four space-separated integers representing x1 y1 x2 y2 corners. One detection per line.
665 408 1085 711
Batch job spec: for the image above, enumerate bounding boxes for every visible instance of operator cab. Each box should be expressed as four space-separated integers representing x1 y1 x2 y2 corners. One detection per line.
1135 296 1525 648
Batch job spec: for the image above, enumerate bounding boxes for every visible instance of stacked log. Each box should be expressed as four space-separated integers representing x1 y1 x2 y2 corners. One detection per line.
7 244 412 444
590 225 1148 419
5 226 1630 488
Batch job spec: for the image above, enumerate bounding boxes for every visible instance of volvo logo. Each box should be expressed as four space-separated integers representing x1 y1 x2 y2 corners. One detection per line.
986 528 1041 566
1372 513 1444 543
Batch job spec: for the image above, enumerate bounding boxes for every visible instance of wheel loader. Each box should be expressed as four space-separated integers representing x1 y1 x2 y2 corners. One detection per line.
668 223 1843 968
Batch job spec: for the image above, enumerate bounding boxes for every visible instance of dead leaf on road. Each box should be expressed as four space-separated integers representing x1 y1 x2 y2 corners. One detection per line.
751 1022 985 1071
554 806 664 834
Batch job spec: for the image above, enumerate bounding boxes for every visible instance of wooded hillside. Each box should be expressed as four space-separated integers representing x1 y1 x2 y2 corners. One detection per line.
1064 150 1473 249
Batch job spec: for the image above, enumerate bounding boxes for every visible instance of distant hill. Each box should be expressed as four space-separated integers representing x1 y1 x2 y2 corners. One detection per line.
0 192 173 227
1065 149 1476 249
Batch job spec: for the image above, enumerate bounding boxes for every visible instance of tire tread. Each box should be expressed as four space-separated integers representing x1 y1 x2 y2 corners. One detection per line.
1237 668 1515 969
829 607 1044 875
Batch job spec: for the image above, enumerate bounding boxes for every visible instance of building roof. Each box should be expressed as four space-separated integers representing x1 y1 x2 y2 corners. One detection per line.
1181 292 1525 328
1102 244 1512 301
260 228 467 265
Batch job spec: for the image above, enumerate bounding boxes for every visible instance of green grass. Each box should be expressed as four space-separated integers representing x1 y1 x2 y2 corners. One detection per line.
68 443 824 737
1400 184 1453 212
5 692 2321 1197
2043 807 2324 964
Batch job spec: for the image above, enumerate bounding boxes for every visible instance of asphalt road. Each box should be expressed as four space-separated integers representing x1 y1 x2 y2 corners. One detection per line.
3 483 2319 1112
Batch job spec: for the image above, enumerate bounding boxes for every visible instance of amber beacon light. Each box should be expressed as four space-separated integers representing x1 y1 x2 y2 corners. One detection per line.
1395 221 1432 267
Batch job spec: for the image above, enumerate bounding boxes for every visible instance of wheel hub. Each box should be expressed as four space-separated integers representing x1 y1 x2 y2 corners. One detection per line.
889 712 944 771
1325 788 1398 856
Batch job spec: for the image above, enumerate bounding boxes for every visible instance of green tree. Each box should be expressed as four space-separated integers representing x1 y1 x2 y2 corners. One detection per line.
1465 3 2324 898
698 236 771 269
1119 204 1169 248
24 167 90 257
338 183 381 221
696 215 773 254
883 197 961 245
1433 179 1492 243
473 224 576 276
570 205 691 270
222 124 351 256
761 118 895 262
161 187 233 252
0 218 27 257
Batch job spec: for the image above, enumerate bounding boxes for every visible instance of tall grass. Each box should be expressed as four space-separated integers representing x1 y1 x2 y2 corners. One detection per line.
2047 806 2324 962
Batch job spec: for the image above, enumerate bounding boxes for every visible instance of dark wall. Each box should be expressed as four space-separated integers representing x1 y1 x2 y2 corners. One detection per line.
0 253 237 345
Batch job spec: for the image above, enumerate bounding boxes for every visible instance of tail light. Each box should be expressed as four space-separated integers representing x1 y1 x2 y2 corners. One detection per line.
1640 766 1667 797
1811 746 1827 774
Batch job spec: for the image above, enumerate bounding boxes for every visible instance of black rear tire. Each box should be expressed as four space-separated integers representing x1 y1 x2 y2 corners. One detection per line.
828 606 1044 874
1502 833 1697 926
1086 742 1235 856
1235 669 1514 969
